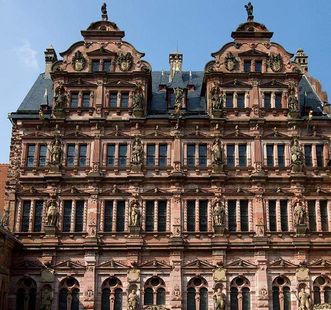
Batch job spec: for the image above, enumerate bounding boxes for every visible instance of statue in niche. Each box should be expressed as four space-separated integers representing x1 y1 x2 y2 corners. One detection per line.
211 84 225 111
46 200 59 226
211 138 224 165
129 200 141 227
0 208 9 230
288 83 299 113
293 200 307 226
290 137 304 172
297 288 312 310
213 288 226 310
245 2 254 21
174 87 184 115
213 199 226 226
225 52 238 71
132 83 144 116
128 289 139 310
131 137 143 166
40 286 53 310
49 136 62 167
53 85 67 111
116 52 133 71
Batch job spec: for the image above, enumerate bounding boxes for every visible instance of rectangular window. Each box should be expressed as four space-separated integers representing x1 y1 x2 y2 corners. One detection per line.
106 144 115 167
228 200 237 232
121 92 129 108
92 60 100 72
227 144 235 168
26 144 35 167
187 144 196 168
320 200 328 232
70 93 79 108
82 93 90 108
255 60 262 72
308 200 316 232
38 145 47 167
187 200 196 232
63 201 72 232
67 144 75 167
119 144 127 168
159 144 167 168
237 93 245 108
264 92 271 108
280 200 288 232
147 144 155 167
158 200 167 232
199 144 207 168
145 200 154 232
304 145 312 167
226 93 233 108
239 144 247 167
116 201 125 232
33 200 43 232
103 60 111 72
199 200 208 232
78 144 87 167
278 144 285 167
266 144 274 167
240 200 249 231
109 92 117 108
244 60 251 72
316 144 324 168
75 200 84 232
268 200 276 231
104 201 113 232
21 201 31 232
275 93 282 108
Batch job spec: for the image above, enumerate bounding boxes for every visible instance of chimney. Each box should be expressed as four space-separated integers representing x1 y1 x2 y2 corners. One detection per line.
169 52 183 81
294 48 308 73
44 45 57 78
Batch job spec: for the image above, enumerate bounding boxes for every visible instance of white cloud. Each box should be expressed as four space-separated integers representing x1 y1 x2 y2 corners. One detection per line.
15 40 39 70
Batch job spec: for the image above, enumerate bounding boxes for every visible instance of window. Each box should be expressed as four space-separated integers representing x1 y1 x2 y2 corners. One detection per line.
244 60 251 72
320 200 329 232
304 145 312 167
313 276 331 306
145 200 167 232
227 144 235 168
92 60 100 72
268 200 276 231
78 144 87 167
228 200 236 232
121 92 129 108
103 60 112 72
275 92 282 108
266 144 274 167
280 200 288 232
240 200 249 231
272 276 291 310
26 144 35 167
316 144 324 167
21 201 31 232
75 200 84 232
63 201 72 232
187 277 208 310
158 200 167 232
106 144 115 167
255 60 262 72
103 200 126 232
187 200 196 232
237 93 245 108
119 144 127 168
147 144 156 167
82 92 90 108
145 200 154 232
187 144 195 168
109 92 117 108
159 144 167 168
278 144 285 167
239 144 247 167
101 277 122 310
308 200 317 231
38 144 47 167
116 201 125 232
186 200 208 232
226 93 233 108
264 92 271 108
199 144 207 168
199 200 208 232
144 277 166 306
16 277 36 310
58 277 80 310
104 201 113 232
33 201 43 232
230 277 250 310
67 144 75 167
70 92 79 108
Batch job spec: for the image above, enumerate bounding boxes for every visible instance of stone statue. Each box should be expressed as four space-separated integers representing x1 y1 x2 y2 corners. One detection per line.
131 137 143 166
49 137 62 166
129 200 141 227
0 208 9 230
128 289 139 310
211 85 225 110
46 200 59 226
297 288 312 310
174 87 184 115
101 3 107 15
211 138 223 165
293 200 307 226
133 83 144 115
53 86 67 111
213 199 226 226
245 2 254 21
291 138 304 172
40 286 53 310
213 288 226 310
288 83 299 112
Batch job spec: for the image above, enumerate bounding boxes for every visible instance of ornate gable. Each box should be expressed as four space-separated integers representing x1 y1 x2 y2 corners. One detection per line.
65 79 98 88
86 47 117 57
97 259 129 269
104 80 137 88
183 259 215 269
308 259 331 268
259 80 288 89
221 79 252 89
54 260 86 270
226 258 257 269
139 260 172 269
269 258 298 268
238 49 269 57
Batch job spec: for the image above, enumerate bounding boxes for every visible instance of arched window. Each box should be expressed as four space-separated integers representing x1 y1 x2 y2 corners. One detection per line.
144 277 166 306
16 277 36 310
187 277 208 310
58 277 80 310
313 276 331 305
230 276 250 310
101 277 123 310
272 276 291 310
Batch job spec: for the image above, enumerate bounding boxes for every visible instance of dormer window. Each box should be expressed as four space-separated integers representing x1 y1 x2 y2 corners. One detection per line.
244 60 251 72
92 60 100 72
103 60 111 72
70 92 79 108
255 60 262 72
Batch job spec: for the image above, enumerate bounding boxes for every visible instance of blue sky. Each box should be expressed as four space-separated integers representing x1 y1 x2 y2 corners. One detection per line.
0 0 330 163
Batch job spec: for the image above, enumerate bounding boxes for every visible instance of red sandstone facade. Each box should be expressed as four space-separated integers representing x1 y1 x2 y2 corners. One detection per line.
3 3 331 310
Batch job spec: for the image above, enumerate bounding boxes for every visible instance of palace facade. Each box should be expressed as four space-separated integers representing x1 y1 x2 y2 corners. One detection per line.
3 3 331 310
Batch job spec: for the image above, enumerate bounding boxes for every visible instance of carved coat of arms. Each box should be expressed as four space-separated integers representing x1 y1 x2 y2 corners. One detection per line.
117 52 133 71
72 50 86 71
268 53 282 72
225 52 238 71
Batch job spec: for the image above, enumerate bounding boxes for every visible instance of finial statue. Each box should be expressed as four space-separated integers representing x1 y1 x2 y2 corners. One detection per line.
101 2 108 21
245 2 254 21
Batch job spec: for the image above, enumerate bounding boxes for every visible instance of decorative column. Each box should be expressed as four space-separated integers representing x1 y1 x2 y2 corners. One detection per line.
70 200 76 233
312 144 317 167
83 252 97 309
316 200 321 232
236 200 241 232
276 200 281 232
28 200 35 233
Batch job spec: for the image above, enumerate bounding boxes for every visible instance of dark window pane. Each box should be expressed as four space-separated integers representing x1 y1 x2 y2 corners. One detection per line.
114 288 122 310
59 288 68 310
308 200 316 232
27 144 35 167
227 144 235 168
267 144 274 167
22 201 31 232
121 92 129 108
107 144 115 167
109 92 117 108
199 144 207 168
240 200 249 232
104 201 113 232
237 93 245 108
71 288 80 310
275 93 282 108
325 287 331 304
284 287 291 310
147 144 155 167
230 287 238 310
280 200 288 232
158 200 167 232
187 287 196 310
313 287 321 305
144 287 153 305
242 287 250 310
16 288 25 310
70 93 79 108
264 93 271 108
39 145 47 167
116 201 125 232
92 60 99 72
159 144 167 168
278 144 285 167
226 93 233 108
119 144 127 168
103 60 111 72
255 60 262 72
304 145 312 167
33 200 43 232
187 144 195 168
79 144 87 167
316 144 324 167
63 201 72 232
82 93 90 108
200 287 208 310
244 60 251 72
228 200 236 232
67 144 75 167
75 200 84 232
101 288 110 310
157 288 166 305
269 200 276 231
187 200 195 232
272 287 280 310
199 200 208 232
320 200 329 232
239 144 247 167
146 200 154 232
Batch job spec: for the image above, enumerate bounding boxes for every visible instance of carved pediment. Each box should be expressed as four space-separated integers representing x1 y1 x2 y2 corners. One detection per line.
101 187 130 196
183 188 211 196
139 260 172 269
142 188 171 196
184 132 210 139
238 49 269 57
308 259 331 268
65 79 97 88
13 260 43 270
263 131 290 139
223 131 252 139
269 258 298 268
183 259 215 269
226 259 257 269
86 47 117 57
98 260 129 269
54 260 86 270
60 186 86 196
259 80 288 89
64 131 92 139
221 79 252 88
143 131 172 139
104 80 136 88
22 132 50 139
